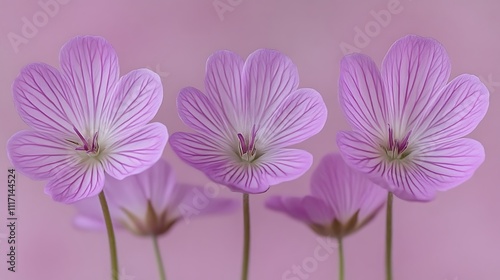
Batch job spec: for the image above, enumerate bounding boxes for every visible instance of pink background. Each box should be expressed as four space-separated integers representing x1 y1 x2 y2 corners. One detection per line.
1 0 499 279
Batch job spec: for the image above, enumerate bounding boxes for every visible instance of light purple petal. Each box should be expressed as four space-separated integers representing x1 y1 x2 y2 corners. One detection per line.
381 35 451 130
59 36 119 131
414 74 489 143
339 53 388 140
175 183 238 218
7 130 77 180
210 149 313 193
204 50 246 131
169 131 232 175
310 153 387 223
337 130 436 200
45 161 105 203
73 196 108 231
260 88 327 149
336 130 385 180
177 86 232 141
13 63 76 135
103 123 168 180
243 49 299 124
265 196 314 224
103 69 163 138
410 138 485 193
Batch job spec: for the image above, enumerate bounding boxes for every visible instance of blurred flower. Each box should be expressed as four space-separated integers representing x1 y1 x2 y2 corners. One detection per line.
74 158 237 236
170 49 327 194
336 35 489 201
7 36 168 203
266 153 386 238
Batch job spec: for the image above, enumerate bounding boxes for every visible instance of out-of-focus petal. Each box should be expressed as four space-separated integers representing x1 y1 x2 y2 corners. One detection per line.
205 50 246 131
339 53 388 140
414 74 489 143
381 35 451 130
103 123 168 180
7 130 77 180
45 161 105 204
73 196 108 231
310 153 387 223
59 36 119 131
103 69 163 138
174 183 238 218
265 196 313 224
260 88 327 149
243 49 299 124
13 63 76 135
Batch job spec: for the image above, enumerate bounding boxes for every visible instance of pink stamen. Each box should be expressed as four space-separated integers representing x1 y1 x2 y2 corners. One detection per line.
238 133 247 154
73 127 89 150
388 126 394 150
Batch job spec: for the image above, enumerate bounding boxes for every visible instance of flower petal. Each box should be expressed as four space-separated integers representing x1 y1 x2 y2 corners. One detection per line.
45 160 105 203
381 35 451 130
414 74 489 143
204 50 246 131
13 63 76 135
177 87 233 141
260 88 327 149
103 69 164 138
310 153 387 223
59 36 119 131
7 130 77 180
337 130 436 201
410 138 485 193
339 53 388 140
103 123 168 180
170 132 312 193
73 196 108 231
265 196 314 224
169 131 233 174
211 149 313 193
336 130 385 181
243 49 299 124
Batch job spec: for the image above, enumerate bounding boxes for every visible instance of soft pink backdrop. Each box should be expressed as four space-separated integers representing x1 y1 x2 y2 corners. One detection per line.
1 0 499 279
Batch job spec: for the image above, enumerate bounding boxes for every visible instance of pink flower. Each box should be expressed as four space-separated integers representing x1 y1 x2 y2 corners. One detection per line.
74 158 237 236
170 49 327 194
337 35 489 201
266 153 386 238
7 36 168 203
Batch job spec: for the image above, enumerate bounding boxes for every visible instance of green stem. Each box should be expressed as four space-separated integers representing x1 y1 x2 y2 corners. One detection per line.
241 193 251 280
338 237 345 280
99 191 119 280
385 192 394 280
152 235 167 280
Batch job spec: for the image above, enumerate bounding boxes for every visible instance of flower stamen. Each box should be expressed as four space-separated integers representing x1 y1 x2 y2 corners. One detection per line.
68 126 100 156
237 125 258 162
384 126 412 161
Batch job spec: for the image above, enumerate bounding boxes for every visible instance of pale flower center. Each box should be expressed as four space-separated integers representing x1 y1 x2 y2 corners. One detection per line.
237 125 257 162
67 126 100 157
383 126 412 161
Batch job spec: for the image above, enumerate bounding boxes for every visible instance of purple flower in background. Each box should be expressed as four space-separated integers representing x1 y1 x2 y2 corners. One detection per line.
337 35 489 201
7 36 168 203
74 158 237 236
266 153 386 238
170 49 327 194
